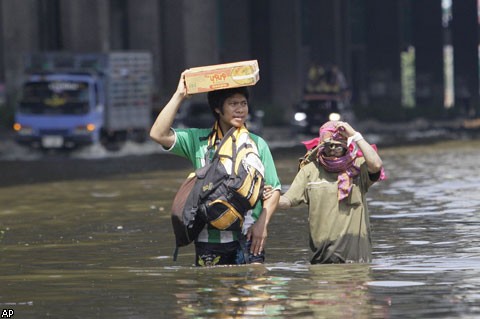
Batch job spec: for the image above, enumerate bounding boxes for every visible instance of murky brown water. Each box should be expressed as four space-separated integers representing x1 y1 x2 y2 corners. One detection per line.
1 140 480 318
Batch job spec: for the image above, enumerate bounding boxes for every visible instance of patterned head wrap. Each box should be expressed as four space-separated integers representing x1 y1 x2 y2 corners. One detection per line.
302 121 387 198
318 120 348 147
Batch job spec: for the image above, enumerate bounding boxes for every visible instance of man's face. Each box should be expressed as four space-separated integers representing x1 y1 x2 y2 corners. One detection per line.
216 93 249 128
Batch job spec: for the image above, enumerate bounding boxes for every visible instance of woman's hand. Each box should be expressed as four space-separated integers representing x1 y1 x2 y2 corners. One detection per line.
335 121 356 138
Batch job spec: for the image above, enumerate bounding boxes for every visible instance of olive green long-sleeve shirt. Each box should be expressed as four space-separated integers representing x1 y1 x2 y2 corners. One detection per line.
284 158 379 263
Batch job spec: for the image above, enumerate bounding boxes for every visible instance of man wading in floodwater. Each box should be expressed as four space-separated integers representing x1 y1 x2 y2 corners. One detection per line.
150 71 281 266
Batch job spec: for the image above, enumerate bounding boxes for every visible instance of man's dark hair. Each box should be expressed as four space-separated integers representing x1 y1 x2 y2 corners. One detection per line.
207 87 250 120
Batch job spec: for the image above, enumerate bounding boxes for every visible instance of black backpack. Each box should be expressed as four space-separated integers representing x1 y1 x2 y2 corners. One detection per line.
171 126 265 260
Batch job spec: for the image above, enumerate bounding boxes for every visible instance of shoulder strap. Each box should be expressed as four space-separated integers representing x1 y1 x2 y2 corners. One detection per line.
299 143 321 171
211 127 236 157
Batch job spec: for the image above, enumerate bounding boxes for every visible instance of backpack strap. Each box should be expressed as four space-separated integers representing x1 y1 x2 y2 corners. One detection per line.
207 125 237 164
298 143 321 171
173 246 179 261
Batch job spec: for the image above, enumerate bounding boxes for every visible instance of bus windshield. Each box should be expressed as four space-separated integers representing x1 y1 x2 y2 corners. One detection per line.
19 81 90 115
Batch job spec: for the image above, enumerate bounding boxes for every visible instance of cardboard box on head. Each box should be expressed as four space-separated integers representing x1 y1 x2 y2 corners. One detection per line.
184 60 259 94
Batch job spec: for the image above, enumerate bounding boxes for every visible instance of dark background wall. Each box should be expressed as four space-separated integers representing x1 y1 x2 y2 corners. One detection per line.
0 0 479 126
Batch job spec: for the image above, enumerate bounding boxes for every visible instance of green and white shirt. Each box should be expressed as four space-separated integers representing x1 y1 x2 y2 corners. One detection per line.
167 127 282 244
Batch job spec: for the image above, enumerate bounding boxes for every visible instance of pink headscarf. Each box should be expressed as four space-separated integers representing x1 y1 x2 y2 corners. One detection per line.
302 121 347 150
302 121 386 200
303 121 359 201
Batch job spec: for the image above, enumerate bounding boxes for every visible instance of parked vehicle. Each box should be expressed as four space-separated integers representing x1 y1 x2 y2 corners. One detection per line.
174 100 264 136
13 52 153 150
291 93 343 135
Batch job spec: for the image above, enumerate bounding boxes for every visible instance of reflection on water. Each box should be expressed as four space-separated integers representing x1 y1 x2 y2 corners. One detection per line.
1 140 480 318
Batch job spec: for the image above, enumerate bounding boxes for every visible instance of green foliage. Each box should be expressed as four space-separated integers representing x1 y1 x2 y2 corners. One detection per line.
401 46 416 108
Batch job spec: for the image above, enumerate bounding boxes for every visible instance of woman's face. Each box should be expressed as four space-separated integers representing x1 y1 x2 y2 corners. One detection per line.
216 93 249 128
323 142 347 157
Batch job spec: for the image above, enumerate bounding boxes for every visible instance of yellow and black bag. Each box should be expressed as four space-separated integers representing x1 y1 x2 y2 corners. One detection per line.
171 125 264 258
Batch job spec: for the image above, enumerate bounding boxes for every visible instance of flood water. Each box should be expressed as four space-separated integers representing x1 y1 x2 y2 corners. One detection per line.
1 138 480 318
